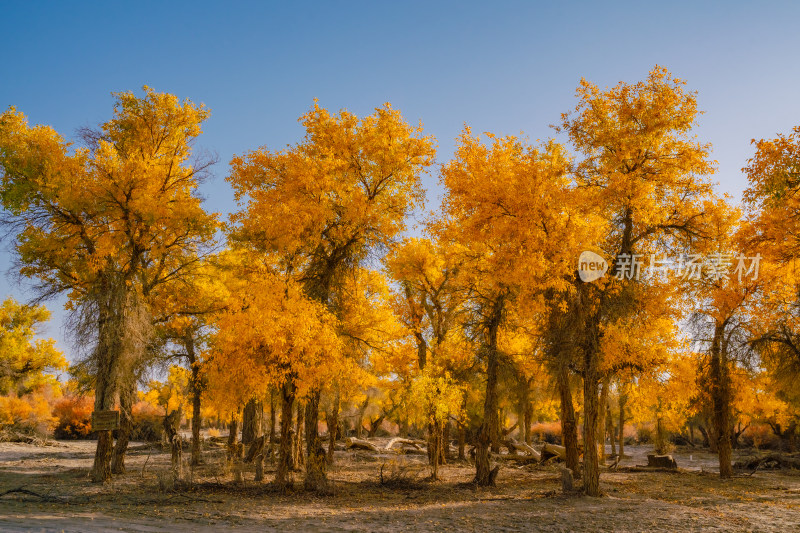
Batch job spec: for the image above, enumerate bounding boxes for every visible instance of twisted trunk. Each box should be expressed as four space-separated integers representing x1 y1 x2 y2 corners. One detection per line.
607 401 617 458
90 277 150 482
582 313 602 496
269 388 277 444
356 397 368 438
190 366 202 466
111 379 135 474
428 419 443 479
90 291 118 483
618 391 627 461
304 389 328 492
293 401 304 469
275 380 296 490
242 398 262 445
187 336 202 466
474 296 504 486
164 410 182 483
710 321 733 478
327 389 340 464
597 377 610 465
557 362 580 475
227 412 239 450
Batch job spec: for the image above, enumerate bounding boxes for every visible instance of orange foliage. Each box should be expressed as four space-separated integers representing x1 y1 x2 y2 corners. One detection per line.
52 393 94 439
530 421 562 443
0 392 54 434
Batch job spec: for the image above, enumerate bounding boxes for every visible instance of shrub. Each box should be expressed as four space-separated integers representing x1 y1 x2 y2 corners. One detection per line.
52 394 93 439
636 424 654 444
0 392 55 436
740 423 782 450
130 401 165 442
531 421 562 444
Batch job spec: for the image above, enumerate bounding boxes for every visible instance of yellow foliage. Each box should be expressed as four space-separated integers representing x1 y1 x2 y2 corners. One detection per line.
0 298 66 395
227 101 435 275
409 368 464 426
205 270 341 412
627 353 698 433
139 365 191 414
0 382 61 433
0 88 219 305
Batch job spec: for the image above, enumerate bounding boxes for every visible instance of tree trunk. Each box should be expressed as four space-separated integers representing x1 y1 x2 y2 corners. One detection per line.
597 377 610 466
188 340 203 466
90 350 115 482
368 415 385 438
583 367 601 495
607 401 617 458
581 309 602 497
356 397 368 439
293 401 304 469
710 321 733 478
269 388 277 444
474 297 504 486
618 390 627 461
442 421 451 462
474 423 492 485
524 399 533 445
699 424 712 449
92 431 114 482
304 389 328 492
190 375 202 466
275 380 296 490
458 422 466 460
242 398 262 445
458 393 467 460
492 409 502 454
90 280 150 483
227 412 239 450
255 451 265 482
111 379 135 474
429 419 442 479
327 389 340 464
163 410 182 484
517 375 532 445
557 361 580 476
655 416 668 455
90 301 116 483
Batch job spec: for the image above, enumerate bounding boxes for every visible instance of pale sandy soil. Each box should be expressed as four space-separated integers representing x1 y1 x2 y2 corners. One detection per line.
1 439 799 532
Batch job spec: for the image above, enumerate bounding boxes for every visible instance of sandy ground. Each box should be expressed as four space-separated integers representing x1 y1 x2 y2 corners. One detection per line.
1 438 799 532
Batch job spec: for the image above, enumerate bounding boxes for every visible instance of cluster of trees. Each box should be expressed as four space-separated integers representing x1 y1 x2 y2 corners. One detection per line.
0 297 66 434
1 67 799 495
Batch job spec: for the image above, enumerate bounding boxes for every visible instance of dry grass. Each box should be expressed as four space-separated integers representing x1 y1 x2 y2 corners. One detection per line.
0 440 799 532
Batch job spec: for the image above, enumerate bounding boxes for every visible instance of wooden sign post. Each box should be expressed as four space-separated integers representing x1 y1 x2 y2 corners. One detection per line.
91 410 120 431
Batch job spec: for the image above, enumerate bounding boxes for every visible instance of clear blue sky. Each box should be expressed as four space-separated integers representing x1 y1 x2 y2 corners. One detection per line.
2 0 799 358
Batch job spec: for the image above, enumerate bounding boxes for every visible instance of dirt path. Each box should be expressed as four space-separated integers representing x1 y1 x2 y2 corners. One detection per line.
1 440 798 532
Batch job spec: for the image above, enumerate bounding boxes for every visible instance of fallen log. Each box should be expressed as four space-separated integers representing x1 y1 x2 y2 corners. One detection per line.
497 454 539 465
540 443 567 462
397 447 428 455
345 437 381 452
385 437 426 451
616 466 683 473
502 438 540 460
734 453 800 470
